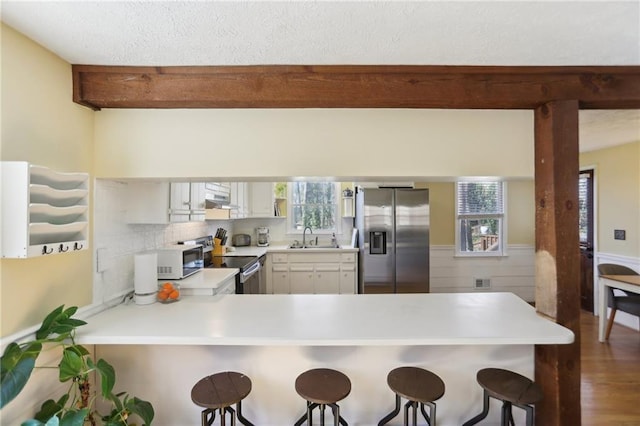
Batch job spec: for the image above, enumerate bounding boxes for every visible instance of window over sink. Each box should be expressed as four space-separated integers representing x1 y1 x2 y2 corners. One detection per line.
287 182 341 234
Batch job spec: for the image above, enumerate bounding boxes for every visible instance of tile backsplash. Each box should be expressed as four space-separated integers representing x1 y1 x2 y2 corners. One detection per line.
93 180 228 304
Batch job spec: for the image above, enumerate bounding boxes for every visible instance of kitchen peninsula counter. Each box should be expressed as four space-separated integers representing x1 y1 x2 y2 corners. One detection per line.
77 293 572 425
77 292 572 346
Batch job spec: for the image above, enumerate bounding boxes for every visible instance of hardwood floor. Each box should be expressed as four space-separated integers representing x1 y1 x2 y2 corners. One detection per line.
580 310 640 425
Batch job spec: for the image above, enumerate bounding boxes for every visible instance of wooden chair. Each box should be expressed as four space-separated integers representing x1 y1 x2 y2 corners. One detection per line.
597 263 640 340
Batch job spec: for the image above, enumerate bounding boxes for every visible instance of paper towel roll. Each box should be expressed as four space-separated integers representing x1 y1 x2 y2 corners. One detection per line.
134 252 157 305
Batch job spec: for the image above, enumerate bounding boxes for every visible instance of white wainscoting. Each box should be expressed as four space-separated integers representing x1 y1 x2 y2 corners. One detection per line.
430 245 535 302
594 252 640 332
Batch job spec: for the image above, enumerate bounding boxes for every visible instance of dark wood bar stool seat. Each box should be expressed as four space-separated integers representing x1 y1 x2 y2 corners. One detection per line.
378 366 445 426
191 371 254 426
462 368 543 426
293 368 351 426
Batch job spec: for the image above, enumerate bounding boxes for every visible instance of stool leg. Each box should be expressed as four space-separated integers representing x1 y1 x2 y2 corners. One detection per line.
320 404 326 426
236 400 254 426
421 401 436 426
403 400 414 426
500 401 514 426
378 394 401 425
202 409 216 426
219 407 226 426
462 389 491 426
225 406 236 426
330 403 339 426
308 401 314 426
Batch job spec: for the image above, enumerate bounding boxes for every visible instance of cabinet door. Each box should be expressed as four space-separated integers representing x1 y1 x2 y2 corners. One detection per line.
229 182 248 219
272 265 290 294
170 183 191 213
314 264 340 294
290 264 314 294
190 182 206 212
339 265 356 294
249 182 274 217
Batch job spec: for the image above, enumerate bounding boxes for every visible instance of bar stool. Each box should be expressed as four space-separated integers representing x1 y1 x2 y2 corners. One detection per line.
191 371 255 426
378 366 445 426
293 368 351 426
462 368 543 426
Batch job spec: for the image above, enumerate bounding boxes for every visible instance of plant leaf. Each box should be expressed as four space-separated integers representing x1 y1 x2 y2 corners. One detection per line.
58 348 83 382
127 397 155 426
21 420 47 426
34 397 63 422
59 409 88 426
0 355 36 409
96 358 116 398
35 305 66 340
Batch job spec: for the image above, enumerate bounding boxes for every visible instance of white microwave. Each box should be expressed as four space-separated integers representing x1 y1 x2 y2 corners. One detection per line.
156 244 203 279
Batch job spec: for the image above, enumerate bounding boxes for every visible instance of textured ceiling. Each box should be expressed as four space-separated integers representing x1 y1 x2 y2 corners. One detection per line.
1 0 639 151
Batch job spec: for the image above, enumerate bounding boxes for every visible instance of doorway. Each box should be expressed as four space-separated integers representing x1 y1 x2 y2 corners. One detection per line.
579 169 595 312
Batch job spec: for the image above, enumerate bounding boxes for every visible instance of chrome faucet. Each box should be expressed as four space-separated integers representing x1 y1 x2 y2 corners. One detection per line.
302 226 313 248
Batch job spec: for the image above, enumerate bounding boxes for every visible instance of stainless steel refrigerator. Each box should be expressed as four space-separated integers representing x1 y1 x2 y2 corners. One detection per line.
356 187 429 293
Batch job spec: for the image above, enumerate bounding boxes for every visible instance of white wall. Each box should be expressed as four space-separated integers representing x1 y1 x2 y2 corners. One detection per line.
94 109 534 180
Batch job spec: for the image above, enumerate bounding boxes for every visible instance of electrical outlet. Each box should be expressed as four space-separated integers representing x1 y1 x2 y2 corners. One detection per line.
614 229 626 240
474 278 491 289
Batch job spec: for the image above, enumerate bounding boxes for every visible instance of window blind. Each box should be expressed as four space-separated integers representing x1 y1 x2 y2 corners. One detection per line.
457 182 504 215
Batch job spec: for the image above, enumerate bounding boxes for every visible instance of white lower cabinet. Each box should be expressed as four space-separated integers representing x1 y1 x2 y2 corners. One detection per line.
268 252 357 294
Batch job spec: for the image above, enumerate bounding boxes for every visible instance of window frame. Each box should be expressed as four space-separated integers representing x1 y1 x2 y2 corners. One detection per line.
454 180 507 257
286 181 342 235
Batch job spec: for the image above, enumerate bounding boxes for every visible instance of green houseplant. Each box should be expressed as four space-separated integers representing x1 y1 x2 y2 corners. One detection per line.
0 305 154 426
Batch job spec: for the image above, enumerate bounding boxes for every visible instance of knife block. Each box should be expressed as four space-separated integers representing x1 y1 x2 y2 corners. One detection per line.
213 238 224 255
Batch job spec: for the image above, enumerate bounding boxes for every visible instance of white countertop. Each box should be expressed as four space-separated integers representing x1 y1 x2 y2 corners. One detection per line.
223 244 358 255
169 268 239 289
76 292 573 346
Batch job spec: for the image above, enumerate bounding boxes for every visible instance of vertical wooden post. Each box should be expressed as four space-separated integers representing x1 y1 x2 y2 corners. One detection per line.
534 100 581 425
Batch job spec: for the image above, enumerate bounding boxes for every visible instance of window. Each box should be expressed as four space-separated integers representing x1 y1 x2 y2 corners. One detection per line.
287 182 340 234
455 181 506 256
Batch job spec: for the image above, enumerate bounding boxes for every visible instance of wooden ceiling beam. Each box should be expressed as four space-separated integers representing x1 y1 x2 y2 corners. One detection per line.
72 65 640 111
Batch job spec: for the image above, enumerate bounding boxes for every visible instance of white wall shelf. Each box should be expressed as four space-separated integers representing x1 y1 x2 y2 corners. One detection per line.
1 161 89 258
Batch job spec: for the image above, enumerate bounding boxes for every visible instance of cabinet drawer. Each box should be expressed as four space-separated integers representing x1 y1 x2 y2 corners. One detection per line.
316 263 340 272
289 264 314 272
271 253 288 263
289 253 340 263
340 253 356 263
273 264 289 272
340 264 355 272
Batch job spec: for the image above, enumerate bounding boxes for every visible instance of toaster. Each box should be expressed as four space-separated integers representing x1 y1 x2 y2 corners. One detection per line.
232 234 251 247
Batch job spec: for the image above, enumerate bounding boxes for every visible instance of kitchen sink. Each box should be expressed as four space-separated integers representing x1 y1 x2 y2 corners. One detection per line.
288 243 340 249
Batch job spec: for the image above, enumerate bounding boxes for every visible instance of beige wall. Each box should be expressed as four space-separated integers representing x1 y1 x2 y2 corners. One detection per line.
1 24 540 337
416 180 534 246
93 108 534 180
1 24 95 335
580 141 640 258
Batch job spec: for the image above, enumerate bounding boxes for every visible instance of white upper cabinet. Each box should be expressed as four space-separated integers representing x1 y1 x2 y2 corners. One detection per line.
229 182 249 219
127 181 206 223
1 162 89 258
249 182 275 217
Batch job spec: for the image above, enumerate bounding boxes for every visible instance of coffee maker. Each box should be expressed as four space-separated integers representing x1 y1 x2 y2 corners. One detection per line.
256 227 270 247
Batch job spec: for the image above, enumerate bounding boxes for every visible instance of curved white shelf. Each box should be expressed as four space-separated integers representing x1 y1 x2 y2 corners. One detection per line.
29 222 87 245
29 165 88 190
29 184 88 207
29 203 88 225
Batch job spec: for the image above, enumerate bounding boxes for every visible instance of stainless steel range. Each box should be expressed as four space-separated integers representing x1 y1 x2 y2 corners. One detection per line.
179 235 261 294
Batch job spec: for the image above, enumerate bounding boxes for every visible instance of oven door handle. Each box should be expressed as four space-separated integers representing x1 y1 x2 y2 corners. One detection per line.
241 261 261 279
